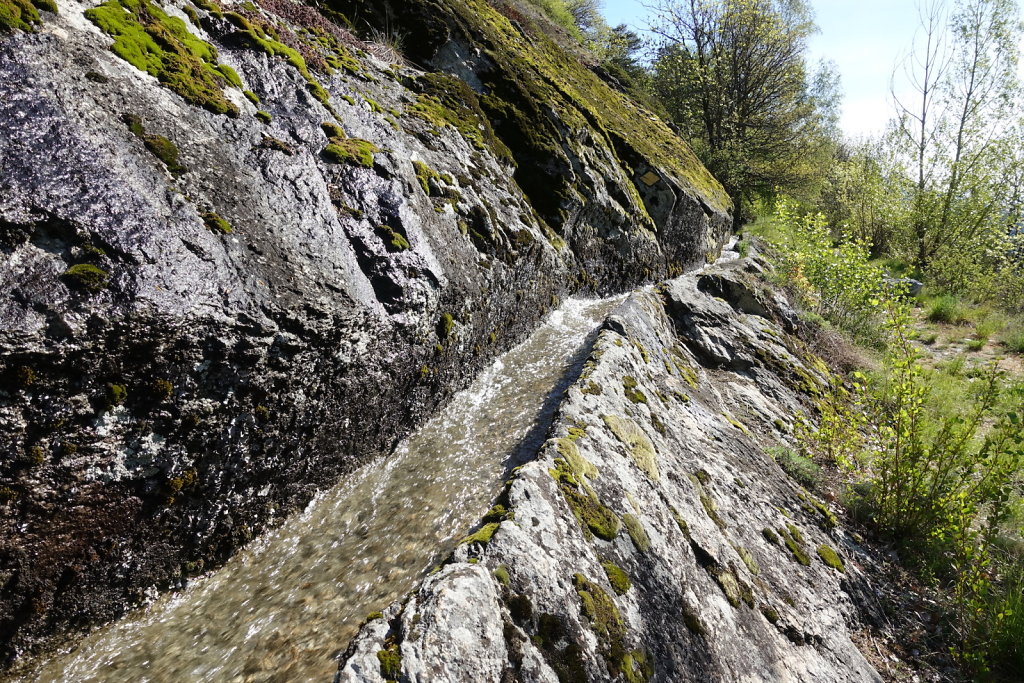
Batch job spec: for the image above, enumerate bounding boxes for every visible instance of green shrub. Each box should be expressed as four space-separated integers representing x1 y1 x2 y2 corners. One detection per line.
765 199 887 345
926 294 966 324
979 562 1024 676
768 447 820 490
1000 321 1024 353
975 310 1008 342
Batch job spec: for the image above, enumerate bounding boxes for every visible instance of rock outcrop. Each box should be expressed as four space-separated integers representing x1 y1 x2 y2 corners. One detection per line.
339 257 883 682
0 0 729 667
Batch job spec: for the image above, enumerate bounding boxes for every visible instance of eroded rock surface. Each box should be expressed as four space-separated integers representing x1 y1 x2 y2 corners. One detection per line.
0 0 729 667
339 258 882 682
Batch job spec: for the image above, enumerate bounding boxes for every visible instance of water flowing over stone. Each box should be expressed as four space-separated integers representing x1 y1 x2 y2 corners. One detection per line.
0 0 731 666
29 297 621 683
339 256 883 682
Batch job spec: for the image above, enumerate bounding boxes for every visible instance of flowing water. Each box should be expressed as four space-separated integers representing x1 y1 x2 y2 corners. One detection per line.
31 296 621 683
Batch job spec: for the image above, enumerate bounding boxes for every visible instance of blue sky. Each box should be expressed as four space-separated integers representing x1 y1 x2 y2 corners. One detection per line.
600 0 1023 138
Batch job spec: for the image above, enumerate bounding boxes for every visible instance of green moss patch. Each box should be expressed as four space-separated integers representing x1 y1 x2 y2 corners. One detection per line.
734 545 760 575
255 110 272 124
62 264 109 293
123 114 187 175
574 573 626 663
106 382 128 406
374 224 410 251
202 212 232 234
405 72 511 160
459 522 499 546
493 564 510 586
376 646 401 682
681 601 706 635
216 63 242 88
621 649 654 683
760 603 780 624
235 21 332 109
556 438 597 480
439 312 455 338
622 513 650 552
778 525 811 566
549 459 620 541
602 415 658 480
712 566 743 608
1 0 55 33
689 474 726 529
321 121 345 138
621 375 648 404
86 0 238 115
601 561 632 595
816 544 845 573
412 159 444 196
323 138 378 167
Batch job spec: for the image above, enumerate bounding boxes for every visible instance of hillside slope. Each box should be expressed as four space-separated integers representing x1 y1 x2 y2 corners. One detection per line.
0 0 729 667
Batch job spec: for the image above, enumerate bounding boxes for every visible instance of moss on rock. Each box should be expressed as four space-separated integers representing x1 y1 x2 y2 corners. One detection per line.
86 0 238 115
573 573 626 663
602 415 658 480
202 212 232 234
323 138 378 167
601 561 632 595
374 224 410 251
778 525 811 566
62 264 110 293
622 513 650 552
621 649 654 683
555 438 597 480
817 544 845 573
376 645 401 682
689 474 726 529
621 375 648 404
493 564 510 586
1 0 55 34
549 459 620 541
459 522 499 546
412 159 443 196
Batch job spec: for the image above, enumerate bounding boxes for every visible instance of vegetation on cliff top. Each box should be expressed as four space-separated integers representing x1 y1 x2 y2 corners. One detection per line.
86 0 240 115
0 0 56 33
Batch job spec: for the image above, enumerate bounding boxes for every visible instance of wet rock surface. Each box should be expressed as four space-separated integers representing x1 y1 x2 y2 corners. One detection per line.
0 0 730 669
339 257 883 682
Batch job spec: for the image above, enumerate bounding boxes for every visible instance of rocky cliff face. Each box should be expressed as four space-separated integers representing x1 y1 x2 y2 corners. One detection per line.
339 256 883 682
0 0 730 668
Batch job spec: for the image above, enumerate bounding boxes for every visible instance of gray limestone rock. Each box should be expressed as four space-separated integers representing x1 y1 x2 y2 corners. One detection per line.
0 0 730 668
338 258 882 682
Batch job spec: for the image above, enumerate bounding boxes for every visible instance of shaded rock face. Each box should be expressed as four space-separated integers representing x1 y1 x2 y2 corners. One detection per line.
0 0 730 667
339 258 882 683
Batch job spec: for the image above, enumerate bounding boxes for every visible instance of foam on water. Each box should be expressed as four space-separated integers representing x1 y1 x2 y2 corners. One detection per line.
32 295 622 683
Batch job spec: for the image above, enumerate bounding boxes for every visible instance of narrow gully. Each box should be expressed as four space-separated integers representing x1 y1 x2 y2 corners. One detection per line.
29 295 624 683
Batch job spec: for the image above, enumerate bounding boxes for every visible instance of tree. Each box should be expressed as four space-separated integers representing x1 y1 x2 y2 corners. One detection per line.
891 0 1022 279
647 0 838 225
819 139 909 257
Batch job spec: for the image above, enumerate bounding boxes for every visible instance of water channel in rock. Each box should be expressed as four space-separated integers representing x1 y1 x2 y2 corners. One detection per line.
30 295 622 683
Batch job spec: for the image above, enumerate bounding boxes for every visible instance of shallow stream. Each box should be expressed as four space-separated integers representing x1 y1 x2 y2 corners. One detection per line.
32 296 620 682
